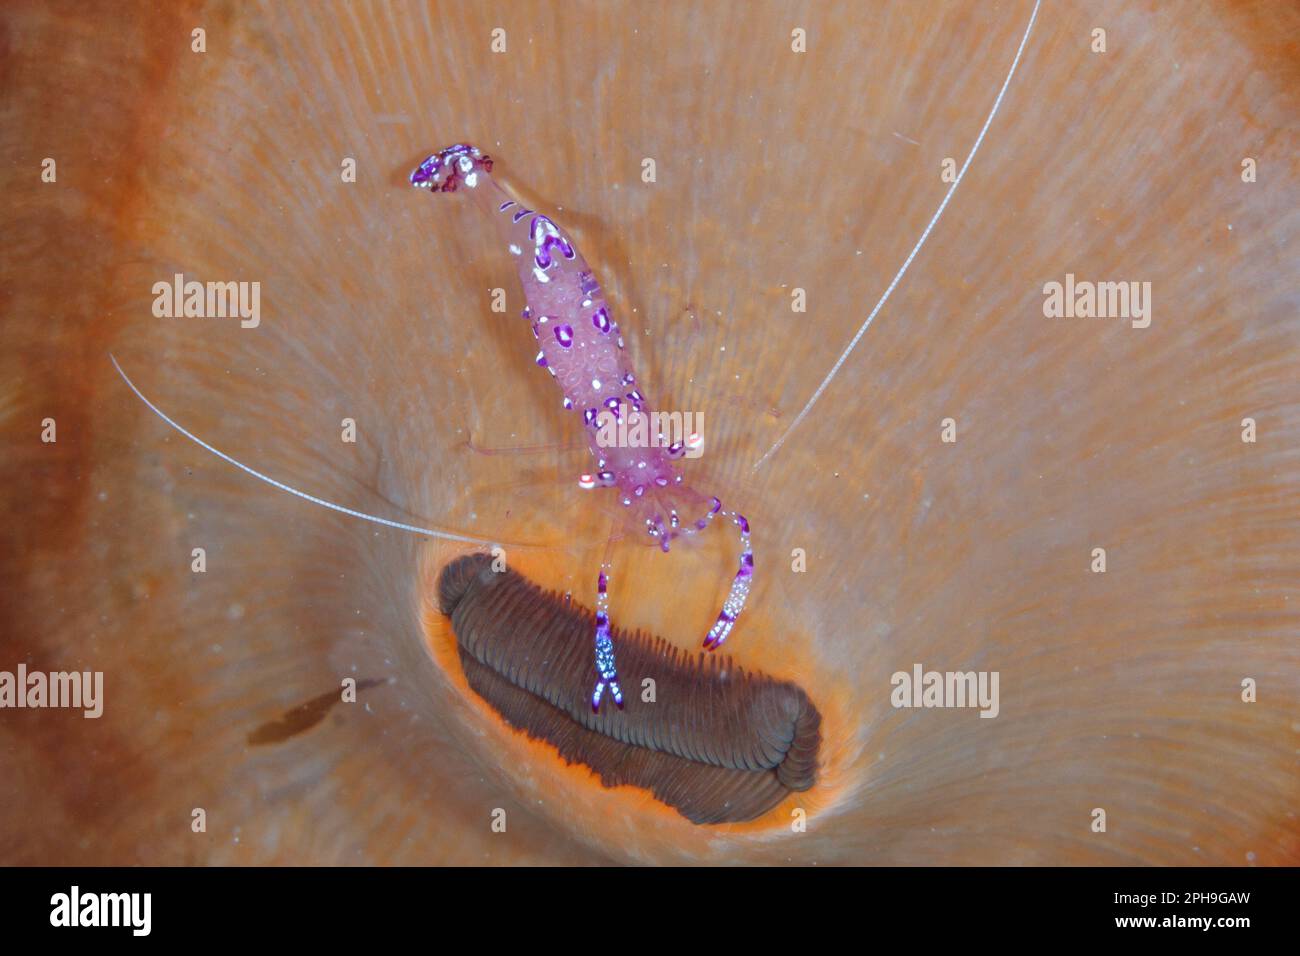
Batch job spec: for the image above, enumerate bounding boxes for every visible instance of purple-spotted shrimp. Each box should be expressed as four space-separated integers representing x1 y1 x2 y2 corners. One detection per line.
411 144 752 713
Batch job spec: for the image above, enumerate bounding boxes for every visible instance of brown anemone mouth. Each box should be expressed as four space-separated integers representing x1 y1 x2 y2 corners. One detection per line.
437 553 821 824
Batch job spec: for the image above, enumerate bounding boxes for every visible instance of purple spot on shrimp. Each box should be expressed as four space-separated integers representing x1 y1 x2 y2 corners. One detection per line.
554 324 574 348
536 236 571 269
499 200 515 211
709 497 722 515
410 159 436 187
579 271 601 297
512 208 532 223
592 307 611 334
620 372 635 386
531 217 574 268
737 514 751 534
584 408 599 426
535 351 547 367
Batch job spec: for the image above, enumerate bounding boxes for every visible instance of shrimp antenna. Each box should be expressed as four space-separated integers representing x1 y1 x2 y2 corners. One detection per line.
752 0 1042 472
109 352 508 548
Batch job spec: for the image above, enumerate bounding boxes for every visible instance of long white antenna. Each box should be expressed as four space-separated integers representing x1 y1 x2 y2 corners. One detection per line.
752 0 1043 472
110 352 501 547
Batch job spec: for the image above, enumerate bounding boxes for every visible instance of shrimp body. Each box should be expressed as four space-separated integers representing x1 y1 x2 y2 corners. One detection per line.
412 144 752 710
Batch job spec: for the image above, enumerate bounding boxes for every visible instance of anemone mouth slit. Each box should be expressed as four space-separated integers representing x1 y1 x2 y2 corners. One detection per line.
437 553 822 825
